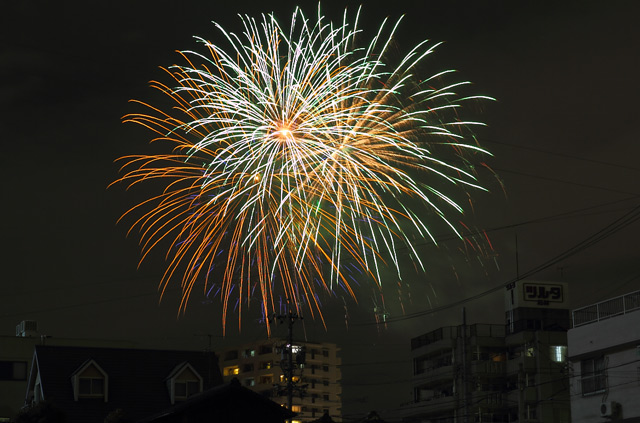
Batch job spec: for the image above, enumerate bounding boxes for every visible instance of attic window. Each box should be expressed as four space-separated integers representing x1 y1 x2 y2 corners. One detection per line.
71 360 108 402
175 380 200 399
79 376 104 396
166 362 203 404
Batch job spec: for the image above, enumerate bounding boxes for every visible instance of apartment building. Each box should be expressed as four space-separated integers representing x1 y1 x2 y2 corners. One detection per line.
400 280 571 423
567 290 640 422
219 338 342 422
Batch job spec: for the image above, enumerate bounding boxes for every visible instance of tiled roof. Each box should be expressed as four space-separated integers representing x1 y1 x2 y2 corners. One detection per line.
139 378 296 423
32 345 223 423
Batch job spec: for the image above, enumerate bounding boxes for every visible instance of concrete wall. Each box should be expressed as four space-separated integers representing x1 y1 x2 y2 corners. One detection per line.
568 311 640 422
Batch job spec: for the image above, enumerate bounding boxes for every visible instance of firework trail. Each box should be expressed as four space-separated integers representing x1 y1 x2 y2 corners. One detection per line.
114 5 494 334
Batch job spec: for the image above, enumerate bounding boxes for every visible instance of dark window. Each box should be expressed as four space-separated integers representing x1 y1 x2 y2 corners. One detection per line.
175 380 200 399
322 365 329 372
259 345 272 355
323 379 329 386
323 394 329 401
224 350 238 360
79 377 104 396
322 349 329 357
243 363 254 372
582 356 606 395
0 361 27 381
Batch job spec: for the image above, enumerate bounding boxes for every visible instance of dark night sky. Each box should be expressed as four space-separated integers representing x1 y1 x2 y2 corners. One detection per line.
2 0 639 418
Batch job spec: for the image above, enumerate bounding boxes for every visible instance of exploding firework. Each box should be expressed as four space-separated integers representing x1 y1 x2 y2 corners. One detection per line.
114 5 494 333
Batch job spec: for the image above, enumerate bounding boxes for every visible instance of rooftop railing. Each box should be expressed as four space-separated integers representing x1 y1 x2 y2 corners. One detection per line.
572 290 640 327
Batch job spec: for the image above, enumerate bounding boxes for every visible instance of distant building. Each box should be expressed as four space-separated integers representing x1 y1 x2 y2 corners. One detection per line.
0 321 135 421
23 345 223 423
567 290 640 422
400 280 572 423
219 338 342 422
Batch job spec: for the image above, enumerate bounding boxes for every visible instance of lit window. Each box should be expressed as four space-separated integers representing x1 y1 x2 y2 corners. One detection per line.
261 361 273 369
223 365 240 376
260 374 274 384
243 349 256 358
291 405 302 412
244 378 255 387
289 344 302 354
550 346 567 363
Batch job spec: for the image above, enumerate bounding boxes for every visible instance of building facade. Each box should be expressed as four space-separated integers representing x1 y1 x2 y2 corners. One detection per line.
400 280 572 423
567 290 640 422
219 338 342 422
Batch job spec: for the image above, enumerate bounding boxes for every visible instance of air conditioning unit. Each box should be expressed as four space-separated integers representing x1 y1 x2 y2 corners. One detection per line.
600 401 620 417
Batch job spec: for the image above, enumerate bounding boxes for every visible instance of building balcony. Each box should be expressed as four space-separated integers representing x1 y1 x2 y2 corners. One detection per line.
404 394 458 417
470 390 505 408
471 360 506 377
413 364 454 386
506 387 537 404
572 290 640 327
506 356 536 375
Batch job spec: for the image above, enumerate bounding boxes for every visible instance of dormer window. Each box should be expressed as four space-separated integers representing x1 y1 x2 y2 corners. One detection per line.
71 360 108 402
79 375 104 396
166 362 203 404
174 379 200 399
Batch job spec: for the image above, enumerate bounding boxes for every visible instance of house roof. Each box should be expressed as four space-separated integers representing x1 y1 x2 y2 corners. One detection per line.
28 345 223 423
138 378 296 423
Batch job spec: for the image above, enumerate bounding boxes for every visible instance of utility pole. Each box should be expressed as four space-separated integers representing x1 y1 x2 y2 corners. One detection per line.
271 308 307 416
518 363 525 422
461 307 469 423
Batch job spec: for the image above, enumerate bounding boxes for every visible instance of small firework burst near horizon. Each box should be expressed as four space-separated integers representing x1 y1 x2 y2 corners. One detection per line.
113 4 495 334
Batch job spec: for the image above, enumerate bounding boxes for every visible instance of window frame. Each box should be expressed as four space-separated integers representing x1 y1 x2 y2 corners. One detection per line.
581 356 606 396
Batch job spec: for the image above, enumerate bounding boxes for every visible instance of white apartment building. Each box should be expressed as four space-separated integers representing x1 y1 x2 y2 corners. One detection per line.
219 338 342 422
567 290 640 422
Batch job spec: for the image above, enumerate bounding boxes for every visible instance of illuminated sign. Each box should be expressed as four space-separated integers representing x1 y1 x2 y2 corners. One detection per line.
505 281 568 309
522 283 564 305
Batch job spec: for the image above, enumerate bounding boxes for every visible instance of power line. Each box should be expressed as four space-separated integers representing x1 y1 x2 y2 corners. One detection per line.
494 167 640 196
2 200 638 322
353 204 640 325
480 138 640 173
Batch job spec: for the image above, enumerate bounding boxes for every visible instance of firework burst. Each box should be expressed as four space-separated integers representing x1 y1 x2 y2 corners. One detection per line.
114 5 494 333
